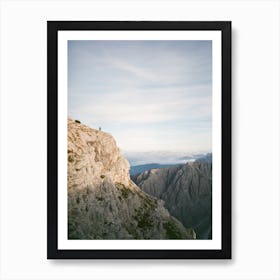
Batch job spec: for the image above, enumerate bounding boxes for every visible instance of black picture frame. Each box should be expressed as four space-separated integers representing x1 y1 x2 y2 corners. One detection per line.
47 21 231 259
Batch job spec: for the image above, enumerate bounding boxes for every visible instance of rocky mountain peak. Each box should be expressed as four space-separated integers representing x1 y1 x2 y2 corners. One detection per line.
68 118 130 192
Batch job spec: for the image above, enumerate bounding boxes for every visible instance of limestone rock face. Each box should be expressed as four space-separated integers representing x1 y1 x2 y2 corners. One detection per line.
67 118 195 240
132 162 212 239
68 118 130 190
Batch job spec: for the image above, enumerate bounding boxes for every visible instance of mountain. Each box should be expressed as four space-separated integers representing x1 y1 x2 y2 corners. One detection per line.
124 151 210 166
195 153 212 163
67 118 195 240
131 162 212 239
130 163 179 176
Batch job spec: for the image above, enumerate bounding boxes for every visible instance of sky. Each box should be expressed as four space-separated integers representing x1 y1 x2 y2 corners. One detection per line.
68 40 212 153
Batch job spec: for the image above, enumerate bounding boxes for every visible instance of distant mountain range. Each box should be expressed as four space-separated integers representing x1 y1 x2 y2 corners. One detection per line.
124 151 211 166
130 153 212 175
130 163 180 176
195 153 212 163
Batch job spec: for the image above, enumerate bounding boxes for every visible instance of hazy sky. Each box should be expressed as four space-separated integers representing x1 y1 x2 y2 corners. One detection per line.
68 40 212 153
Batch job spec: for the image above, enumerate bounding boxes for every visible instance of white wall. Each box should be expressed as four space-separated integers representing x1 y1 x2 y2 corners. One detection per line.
0 1 279 279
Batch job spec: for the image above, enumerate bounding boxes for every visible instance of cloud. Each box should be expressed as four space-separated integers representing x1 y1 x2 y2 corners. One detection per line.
68 40 212 152
69 84 211 126
110 59 159 82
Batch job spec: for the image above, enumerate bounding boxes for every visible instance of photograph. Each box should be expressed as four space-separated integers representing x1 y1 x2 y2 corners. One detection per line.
2 0 279 278
47 21 231 259
67 40 212 241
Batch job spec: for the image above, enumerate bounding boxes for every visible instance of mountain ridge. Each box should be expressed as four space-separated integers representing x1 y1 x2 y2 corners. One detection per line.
132 162 212 239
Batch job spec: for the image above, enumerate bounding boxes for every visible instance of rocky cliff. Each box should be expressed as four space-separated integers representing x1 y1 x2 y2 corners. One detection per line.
67 118 195 239
132 162 212 239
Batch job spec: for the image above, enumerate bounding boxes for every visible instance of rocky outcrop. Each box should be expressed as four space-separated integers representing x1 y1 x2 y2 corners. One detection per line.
67 118 195 239
132 162 212 239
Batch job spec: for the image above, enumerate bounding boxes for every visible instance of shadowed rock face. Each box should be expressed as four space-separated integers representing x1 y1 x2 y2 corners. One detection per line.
67 118 195 240
132 162 212 239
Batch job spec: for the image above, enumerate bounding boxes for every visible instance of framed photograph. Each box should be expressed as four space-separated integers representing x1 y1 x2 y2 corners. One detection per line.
47 21 231 259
